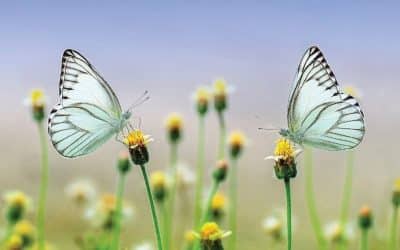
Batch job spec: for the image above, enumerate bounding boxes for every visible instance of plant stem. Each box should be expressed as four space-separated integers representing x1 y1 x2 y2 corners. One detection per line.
304 147 327 250
389 204 399 250
111 171 126 250
228 158 238 250
284 178 292 250
140 164 164 250
165 143 178 250
217 111 226 160
37 122 49 250
194 115 206 229
340 151 354 225
360 229 368 250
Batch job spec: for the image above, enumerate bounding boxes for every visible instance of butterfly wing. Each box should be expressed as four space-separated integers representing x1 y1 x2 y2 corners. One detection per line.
48 49 123 158
287 46 365 150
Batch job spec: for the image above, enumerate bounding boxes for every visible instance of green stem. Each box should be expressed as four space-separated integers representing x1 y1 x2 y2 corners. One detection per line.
284 178 292 250
228 158 238 250
161 201 168 250
111 172 127 250
194 115 206 229
304 147 327 250
389 205 399 250
140 164 164 250
217 111 226 160
165 143 178 250
37 122 49 250
340 151 354 226
360 229 368 250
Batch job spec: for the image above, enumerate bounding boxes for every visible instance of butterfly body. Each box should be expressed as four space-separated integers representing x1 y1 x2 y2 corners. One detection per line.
283 46 365 151
48 49 136 158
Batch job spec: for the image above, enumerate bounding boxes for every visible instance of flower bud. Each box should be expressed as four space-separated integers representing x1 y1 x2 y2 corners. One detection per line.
211 192 226 221
151 171 168 203
117 151 132 174
194 87 210 116
213 79 228 113
392 179 400 207
358 205 373 230
228 131 246 159
213 160 228 183
165 113 183 143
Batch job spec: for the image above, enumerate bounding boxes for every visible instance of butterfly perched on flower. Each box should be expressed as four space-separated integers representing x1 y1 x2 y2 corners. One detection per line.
279 46 365 150
48 50 148 158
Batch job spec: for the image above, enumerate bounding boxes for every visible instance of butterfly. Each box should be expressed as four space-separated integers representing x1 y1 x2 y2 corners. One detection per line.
279 46 365 150
48 49 148 158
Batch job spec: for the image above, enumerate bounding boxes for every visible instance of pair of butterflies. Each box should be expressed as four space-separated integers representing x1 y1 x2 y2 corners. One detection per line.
48 46 365 158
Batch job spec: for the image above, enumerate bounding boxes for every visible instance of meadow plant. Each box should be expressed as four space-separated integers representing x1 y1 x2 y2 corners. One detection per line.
25 89 49 250
358 205 373 250
389 179 400 250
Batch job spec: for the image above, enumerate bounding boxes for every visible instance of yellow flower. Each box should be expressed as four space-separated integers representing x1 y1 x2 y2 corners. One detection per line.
26 89 46 108
151 171 167 189
343 85 361 99
4 191 30 208
195 87 211 105
14 220 35 247
228 131 246 158
165 112 183 130
213 78 228 97
6 234 23 250
211 192 226 211
200 222 230 241
185 230 196 244
123 130 153 149
274 138 295 159
393 178 400 206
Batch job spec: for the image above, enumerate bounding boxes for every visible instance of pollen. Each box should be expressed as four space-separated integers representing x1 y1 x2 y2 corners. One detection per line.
274 138 295 159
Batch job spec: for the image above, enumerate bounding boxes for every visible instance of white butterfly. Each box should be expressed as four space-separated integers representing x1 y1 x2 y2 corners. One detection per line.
280 46 365 150
48 49 147 158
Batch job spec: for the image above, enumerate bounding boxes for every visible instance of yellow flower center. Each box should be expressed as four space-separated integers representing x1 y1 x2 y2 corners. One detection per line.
30 89 45 107
7 191 28 208
211 193 226 210
151 171 167 189
166 113 183 130
213 78 227 95
15 220 35 236
200 222 222 240
124 130 147 147
274 138 295 159
229 131 245 147
195 87 210 104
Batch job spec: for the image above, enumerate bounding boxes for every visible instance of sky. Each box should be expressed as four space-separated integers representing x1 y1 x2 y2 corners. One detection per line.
0 2 399 247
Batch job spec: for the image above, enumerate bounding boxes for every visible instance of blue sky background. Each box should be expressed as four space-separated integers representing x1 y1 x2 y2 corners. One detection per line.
0 2 399 248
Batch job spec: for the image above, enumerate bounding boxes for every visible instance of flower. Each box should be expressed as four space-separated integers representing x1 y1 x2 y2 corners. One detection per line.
3 190 32 224
151 170 168 203
117 150 132 174
6 234 23 250
65 179 97 205
212 78 230 112
228 131 246 158
213 160 229 183
123 129 153 165
324 221 354 244
132 242 154 250
392 178 400 207
198 222 231 250
193 86 211 115
14 220 35 247
165 112 183 143
85 193 134 230
343 85 361 99
184 230 197 246
24 89 46 122
265 138 301 180
358 205 373 230
262 215 284 241
211 192 226 220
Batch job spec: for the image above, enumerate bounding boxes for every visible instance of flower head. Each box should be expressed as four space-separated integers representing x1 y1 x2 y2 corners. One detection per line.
193 86 211 115
165 112 183 143
123 129 153 165
228 131 246 158
213 160 229 183
117 150 132 174
6 234 23 250
212 78 230 112
25 89 46 122
151 171 168 203
3 190 32 224
392 178 400 207
358 205 373 230
14 220 35 247
198 222 231 250
324 221 354 244
211 192 226 220
184 230 197 246
262 215 284 241
85 193 134 230
266 138 301 180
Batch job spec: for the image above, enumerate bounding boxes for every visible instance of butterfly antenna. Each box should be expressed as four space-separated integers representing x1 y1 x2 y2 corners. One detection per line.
258 127 280 132
127 90 150 112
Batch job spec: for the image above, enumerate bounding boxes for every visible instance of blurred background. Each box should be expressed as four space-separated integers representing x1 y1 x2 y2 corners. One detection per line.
0 1 399 249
